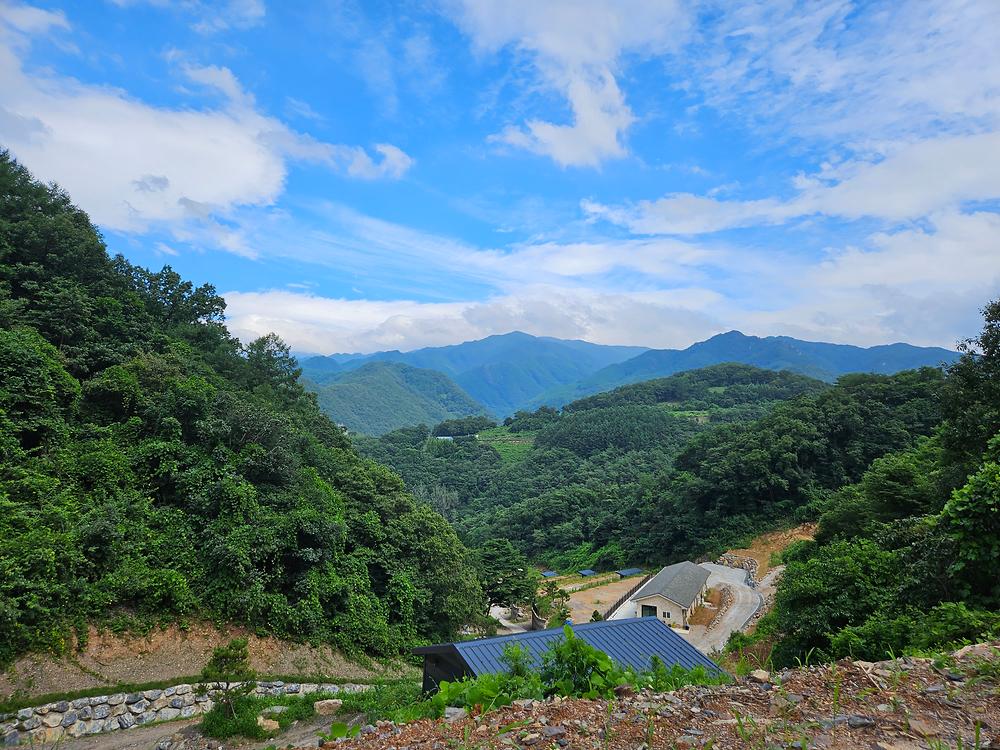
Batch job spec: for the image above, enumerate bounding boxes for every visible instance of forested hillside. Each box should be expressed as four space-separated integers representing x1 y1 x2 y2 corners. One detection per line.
0 153 484 667
304 361 489 435
736 301 1000 664
355 364 835 569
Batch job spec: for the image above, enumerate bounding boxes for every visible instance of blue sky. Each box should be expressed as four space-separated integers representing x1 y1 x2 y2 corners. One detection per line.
2 0 998 354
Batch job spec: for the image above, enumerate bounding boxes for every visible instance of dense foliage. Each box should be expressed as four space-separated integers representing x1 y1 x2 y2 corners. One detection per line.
358 365 853 567
305 361 489 435
0 153 484 667
736 301 1000 664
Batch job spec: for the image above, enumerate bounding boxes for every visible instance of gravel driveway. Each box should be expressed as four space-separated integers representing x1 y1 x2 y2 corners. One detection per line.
685 563 763 654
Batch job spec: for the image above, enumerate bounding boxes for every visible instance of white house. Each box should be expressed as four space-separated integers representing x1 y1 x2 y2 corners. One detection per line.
629 561 710 627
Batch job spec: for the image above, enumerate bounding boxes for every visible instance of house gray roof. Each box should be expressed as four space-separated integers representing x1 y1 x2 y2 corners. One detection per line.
629 561 710 608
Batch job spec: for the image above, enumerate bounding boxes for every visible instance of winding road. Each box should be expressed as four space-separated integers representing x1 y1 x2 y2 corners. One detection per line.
686 563 763 654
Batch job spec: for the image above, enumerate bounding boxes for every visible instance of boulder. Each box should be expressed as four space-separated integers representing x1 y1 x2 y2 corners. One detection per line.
256 716 279 733
749 669 771 684
157 708 181 721
41 713 63 728
313 699 343 716
444 707 467 723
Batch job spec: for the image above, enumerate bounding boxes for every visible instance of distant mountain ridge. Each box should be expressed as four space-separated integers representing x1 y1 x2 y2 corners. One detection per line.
300 330 959 422
301 331 647 416
304 361 489 435
533 330 961 407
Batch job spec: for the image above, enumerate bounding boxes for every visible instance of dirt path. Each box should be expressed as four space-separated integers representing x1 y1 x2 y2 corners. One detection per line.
565 576 643 623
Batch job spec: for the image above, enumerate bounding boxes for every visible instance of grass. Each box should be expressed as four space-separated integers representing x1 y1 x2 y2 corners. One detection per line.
477 427 535 464
335 680 426 723
201 691 334 740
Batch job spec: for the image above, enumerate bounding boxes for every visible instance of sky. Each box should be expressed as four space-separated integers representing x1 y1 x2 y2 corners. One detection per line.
1 0 998 355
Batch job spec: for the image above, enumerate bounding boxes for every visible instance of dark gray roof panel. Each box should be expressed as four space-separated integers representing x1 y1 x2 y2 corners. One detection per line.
630 561 709 608
450 618 721 677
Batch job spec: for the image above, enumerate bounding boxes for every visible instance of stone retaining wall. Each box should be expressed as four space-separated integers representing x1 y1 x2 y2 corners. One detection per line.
0 680 366 746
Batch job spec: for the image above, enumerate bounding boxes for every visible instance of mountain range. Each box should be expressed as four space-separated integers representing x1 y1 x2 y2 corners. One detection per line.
300 330 960 433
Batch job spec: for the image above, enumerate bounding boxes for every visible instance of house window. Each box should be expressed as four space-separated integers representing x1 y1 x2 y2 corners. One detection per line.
641 604 657 618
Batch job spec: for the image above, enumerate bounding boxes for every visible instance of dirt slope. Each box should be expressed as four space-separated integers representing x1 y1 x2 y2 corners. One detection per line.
2 622 416 700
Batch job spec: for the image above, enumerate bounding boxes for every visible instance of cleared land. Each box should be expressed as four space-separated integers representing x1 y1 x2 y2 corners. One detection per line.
727 522 816 577
565 574 646 624
476 427 535 464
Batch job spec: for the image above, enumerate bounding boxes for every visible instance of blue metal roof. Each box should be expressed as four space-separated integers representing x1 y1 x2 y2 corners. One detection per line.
617 567 644 577
541 570 558 577
430 618 721 677
578 569 597 576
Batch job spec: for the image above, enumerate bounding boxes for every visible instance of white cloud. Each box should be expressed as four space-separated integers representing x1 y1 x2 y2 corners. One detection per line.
587 132 1000 234
0 23 413 245
224 286 724 353
445 0 688 167
0 1 68 34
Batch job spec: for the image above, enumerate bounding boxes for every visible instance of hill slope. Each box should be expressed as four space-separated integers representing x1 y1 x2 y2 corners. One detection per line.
535 330 959 406
307 361 490 435
0 152 483 666
301 332 647 416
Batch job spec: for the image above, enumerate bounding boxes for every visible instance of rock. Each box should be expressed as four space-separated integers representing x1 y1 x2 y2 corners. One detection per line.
102 719 119 732
164 687 177 697
65 721 87 738
89 696 109 706
314 699 343 715
444 707 467 722
137 710 158 725
157 708 181 721
847 715 875 729
84 720 104 734
15 709 31 721
360 724 377 734
521 733 541 745
78 706 93 721
174 684 192 696
908 717 939 737
512 699 535 708
285 684 301 694
261 706 289 718
3 730 19 747
41 713 63 728
676 736 701 749
256 716 280 733
125 693 143 705
541 725 566 737
156 738 172 750
108 694 126 706
749 669 771 684
53 702 69 713
19 716 40 731
118 713 136 730
301 684 319 694
71 698 90 709
180 706 198 719
128 700 149 715
61 711 79 727
170 698 185 709
144 690 163 701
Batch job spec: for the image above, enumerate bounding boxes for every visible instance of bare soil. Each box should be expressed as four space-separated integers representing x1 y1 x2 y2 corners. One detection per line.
566 577 643 623
1 621 416 702
687 586 724 627
727 522 816 577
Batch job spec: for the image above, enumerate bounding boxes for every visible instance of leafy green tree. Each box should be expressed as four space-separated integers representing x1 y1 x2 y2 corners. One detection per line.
474 539 538 611
939 459 1000 606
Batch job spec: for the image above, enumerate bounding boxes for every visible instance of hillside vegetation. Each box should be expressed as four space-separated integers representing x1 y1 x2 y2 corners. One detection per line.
305 361 489 435
0 152 484 668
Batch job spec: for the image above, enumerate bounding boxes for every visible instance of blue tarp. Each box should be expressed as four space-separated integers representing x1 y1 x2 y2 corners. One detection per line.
617 567 644 577
541 570 558 578
578 569 597 577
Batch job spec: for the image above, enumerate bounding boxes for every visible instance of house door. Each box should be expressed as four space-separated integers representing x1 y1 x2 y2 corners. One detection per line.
641 604 657 618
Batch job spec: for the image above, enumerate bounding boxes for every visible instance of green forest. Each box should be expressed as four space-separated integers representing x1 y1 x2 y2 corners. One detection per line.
0 152 485 667
2 149 998 672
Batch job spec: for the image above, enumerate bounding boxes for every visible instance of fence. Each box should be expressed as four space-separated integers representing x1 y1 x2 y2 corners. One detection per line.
602 572 654 620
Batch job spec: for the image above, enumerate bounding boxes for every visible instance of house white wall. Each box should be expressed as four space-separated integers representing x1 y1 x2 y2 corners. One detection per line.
633 584 708 626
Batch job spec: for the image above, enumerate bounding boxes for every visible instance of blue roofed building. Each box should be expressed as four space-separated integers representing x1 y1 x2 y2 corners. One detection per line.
412 617 722 693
